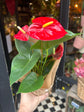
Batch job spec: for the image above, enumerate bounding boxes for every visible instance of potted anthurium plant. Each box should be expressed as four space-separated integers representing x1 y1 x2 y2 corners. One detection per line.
10 17 79 95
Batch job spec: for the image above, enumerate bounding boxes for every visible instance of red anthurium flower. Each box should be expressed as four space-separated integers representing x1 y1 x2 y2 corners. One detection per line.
14 25 29 41
28 17 67 41
52 45 64 59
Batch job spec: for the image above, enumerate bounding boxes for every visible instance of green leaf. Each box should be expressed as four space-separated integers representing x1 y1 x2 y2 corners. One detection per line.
31 30 80 49
15 39 31 58
43 45 58 57
43 60 55 76
76 106 84 112
17 72 44 93
10 51 40 86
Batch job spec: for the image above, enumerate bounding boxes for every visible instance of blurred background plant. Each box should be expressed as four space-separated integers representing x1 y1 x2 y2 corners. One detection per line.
65 56 77 80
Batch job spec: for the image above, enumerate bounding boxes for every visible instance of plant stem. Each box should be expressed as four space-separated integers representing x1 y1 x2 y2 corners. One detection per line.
53 47 55 54
42 49 48 74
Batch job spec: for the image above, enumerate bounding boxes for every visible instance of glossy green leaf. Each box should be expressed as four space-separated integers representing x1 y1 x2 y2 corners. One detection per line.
43 60 55 76
31 30 80 49
17 72 44 93
10 51 40 85
15 39 31 57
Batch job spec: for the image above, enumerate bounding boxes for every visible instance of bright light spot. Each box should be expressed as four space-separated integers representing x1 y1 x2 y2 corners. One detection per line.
14 24 17 27
56 0 60 3
74 4 78 8
9 24 11 26
29 3 32 5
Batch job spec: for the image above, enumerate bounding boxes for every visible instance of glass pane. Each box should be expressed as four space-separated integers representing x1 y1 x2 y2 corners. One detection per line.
0 0 18 61
69 0 82 32
0 1 61 110
65 0 83 81
17 0 61 26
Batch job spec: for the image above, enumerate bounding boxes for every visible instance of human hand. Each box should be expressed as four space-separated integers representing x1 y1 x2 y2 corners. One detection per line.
18 92 49 112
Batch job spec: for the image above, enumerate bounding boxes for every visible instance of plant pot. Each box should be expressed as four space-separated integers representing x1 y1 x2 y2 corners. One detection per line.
32 57 62 96
81 15 84 27
19 55 62 96
73 36 84 49
19 43 63 96
32 43 63 96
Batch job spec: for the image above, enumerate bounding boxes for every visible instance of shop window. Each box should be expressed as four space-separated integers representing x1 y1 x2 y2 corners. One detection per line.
65 0 82 84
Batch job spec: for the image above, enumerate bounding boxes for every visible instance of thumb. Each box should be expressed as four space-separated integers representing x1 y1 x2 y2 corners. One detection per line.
38 93 49 102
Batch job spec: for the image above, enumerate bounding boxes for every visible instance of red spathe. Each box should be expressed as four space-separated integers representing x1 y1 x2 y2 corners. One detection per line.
14 25 29 41
28 17 67 41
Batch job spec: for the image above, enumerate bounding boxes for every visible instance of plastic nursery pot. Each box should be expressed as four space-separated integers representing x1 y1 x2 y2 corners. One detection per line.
19 43 63 96
73 36 84 49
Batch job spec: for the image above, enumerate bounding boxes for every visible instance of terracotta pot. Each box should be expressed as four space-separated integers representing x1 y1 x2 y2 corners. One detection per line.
73 36 84 49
